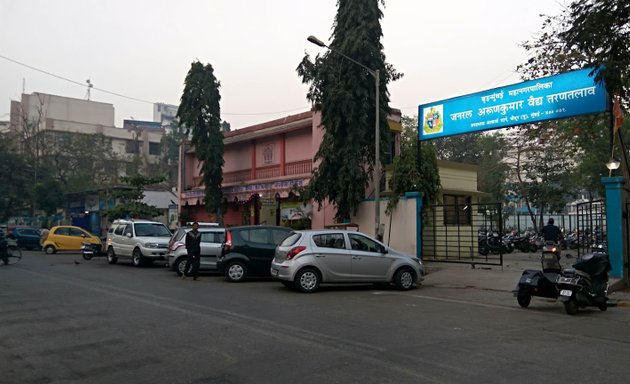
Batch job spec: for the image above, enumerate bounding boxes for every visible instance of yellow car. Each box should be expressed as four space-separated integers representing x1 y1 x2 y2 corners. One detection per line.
42 226 101 254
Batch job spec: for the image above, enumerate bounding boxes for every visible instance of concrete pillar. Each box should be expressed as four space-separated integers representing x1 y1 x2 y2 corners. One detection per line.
405 191 423 260
602 176 627 278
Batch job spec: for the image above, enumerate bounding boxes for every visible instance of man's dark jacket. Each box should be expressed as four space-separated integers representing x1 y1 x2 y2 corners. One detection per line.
185 230 201 254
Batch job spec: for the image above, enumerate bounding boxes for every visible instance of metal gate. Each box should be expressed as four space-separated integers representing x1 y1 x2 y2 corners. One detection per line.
421 203 503 266
574 200 606 258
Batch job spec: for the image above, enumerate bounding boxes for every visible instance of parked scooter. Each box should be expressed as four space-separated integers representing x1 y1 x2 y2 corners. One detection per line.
514 241 563 308
557 247 611 315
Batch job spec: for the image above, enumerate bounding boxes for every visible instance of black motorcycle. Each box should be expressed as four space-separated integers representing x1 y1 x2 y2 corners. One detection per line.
557 248 611 315
478 231 511 255
81 240 106 260
514 241 563 308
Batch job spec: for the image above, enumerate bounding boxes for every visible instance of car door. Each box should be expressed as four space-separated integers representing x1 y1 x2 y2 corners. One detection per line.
244 228 276 274
310 233 352 282
199 230 224 269
52 227 72 250
118 224 134 258
24 228 41 249
68 227 89 251
347 233 393 281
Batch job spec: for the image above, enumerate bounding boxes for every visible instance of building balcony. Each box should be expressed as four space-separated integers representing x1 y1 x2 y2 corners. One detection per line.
222 159 312 185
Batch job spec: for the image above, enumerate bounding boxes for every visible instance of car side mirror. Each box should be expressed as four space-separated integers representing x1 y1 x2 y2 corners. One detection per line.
125 233 132 238
380 245 388 254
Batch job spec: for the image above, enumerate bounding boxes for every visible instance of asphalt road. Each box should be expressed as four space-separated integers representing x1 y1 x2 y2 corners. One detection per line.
1 251 630 384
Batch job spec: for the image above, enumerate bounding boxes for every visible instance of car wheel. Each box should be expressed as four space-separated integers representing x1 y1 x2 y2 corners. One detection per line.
44 245 56 254
294 268 320 293
132 249 144 267
517 288 531 308
394 268 415 290
225 261 247 282
174 257 188 276
107 248 118 264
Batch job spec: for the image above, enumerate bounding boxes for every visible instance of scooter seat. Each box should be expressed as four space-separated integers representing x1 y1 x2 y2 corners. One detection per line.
542 272 560 282
562 267 591 280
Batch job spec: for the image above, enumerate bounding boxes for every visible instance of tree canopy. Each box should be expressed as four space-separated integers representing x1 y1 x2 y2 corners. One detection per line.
388 116 440 210
512 0 630 230
177 61 224 221
297 0 402 222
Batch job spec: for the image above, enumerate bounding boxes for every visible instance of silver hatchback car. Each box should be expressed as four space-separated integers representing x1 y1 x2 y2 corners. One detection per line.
167 227 226 276
271 229 424 293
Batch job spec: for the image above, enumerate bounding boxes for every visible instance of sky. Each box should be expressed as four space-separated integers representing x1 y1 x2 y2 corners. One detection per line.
0 0 568 129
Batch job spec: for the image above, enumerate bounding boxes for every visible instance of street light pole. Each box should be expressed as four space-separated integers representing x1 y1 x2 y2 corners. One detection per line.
307 35 382 240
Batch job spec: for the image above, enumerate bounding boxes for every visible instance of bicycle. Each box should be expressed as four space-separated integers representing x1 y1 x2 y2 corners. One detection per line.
2 247 22 265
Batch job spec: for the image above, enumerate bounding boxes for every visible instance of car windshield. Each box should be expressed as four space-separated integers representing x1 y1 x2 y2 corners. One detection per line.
134 223 171 237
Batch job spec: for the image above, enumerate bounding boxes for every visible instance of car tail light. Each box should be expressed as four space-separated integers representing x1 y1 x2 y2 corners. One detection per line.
224 230 233 253
286 246 306 260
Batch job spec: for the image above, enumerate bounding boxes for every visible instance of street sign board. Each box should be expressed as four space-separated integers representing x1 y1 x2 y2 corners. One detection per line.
418 68 608 141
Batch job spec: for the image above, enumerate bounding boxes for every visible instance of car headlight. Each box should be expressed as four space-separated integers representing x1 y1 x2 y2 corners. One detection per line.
144 242 160 248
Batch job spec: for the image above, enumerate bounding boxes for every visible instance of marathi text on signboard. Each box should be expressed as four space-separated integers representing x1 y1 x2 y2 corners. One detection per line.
418 68 608 141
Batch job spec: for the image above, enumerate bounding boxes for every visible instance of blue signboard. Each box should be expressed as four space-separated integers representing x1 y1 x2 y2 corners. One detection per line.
418 68 608 141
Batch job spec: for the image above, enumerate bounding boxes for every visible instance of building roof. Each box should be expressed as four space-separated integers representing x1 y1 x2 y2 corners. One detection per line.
142 190 178 209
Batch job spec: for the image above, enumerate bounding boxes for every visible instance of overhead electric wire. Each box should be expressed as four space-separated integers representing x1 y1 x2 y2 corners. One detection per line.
0 53 310 117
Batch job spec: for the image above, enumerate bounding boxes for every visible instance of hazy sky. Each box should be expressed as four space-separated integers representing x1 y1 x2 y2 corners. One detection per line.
0 0 567 129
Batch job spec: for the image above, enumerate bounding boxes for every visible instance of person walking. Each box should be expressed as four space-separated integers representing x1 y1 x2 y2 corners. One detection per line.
183 222 202 280
40 225 50 249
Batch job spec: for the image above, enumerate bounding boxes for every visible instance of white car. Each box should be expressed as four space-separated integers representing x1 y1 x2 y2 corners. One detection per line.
271 229 424 293
106 219 172 267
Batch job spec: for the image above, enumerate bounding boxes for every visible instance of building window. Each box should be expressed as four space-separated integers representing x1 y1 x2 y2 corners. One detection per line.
125 162 138 176
149 142 161 155
126 140 140 154
443 194 472 225
263 144 274 164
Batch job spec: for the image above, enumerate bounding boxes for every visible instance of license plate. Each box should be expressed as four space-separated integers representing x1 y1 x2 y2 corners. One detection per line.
560 289 573 297
271 269 278 277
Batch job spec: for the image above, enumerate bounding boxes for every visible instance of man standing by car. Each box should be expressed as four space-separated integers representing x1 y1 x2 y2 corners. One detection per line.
183 222 202 280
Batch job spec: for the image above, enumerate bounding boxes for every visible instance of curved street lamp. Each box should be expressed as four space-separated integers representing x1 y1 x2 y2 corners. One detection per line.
307 35 382 240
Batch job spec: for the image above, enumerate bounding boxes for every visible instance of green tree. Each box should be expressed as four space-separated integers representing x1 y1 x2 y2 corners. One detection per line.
177 61 224 222
476 134 510 204
296 0 402 222
503 123 579 232
434 131 509 204
0 133 32 222
513 0 630 231
159 117 189 188
433 133 484 164
42 131 121 193
102 175 165 220
561 0 630 102
388 116 440 211
33 178 64 216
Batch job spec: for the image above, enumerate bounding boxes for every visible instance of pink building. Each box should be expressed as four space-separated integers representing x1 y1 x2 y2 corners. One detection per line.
179 109 401 228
